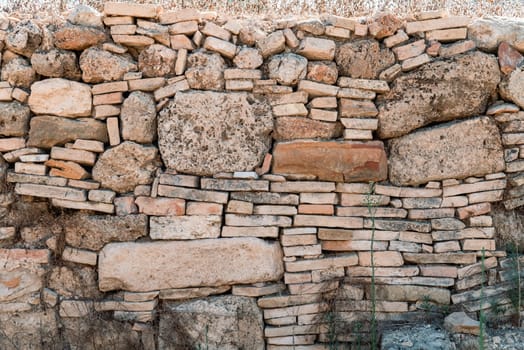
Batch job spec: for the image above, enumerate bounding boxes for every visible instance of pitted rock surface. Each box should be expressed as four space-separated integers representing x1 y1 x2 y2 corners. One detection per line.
335 39 395 79
79 47 137 83
185 51 226 90
158 91 273 175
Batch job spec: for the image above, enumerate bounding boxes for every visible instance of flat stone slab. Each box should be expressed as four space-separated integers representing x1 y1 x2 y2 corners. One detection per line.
158 91 272 175
389 117 504 186
28 78 92 117
377 51 500 139
272 140 387 182
150 215 221 239
98 238 283 292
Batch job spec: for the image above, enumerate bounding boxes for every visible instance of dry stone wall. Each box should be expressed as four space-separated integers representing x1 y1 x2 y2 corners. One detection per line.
0 3 523 349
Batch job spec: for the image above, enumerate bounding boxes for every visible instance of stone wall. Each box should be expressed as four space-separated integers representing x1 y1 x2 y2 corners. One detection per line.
0 3 523 349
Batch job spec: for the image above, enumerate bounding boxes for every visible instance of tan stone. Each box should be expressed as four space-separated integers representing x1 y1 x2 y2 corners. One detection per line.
393 40 426 60
285 254 358 272
150 215 221 239
99 238 283 291
158 185 228 203
257 31 285 58
373 284 450 304
426 28 468 42
222 226 278 238
186 202 222 215
403 253 476 265
204 37 237 58
457 203 491 220
298 80 339 97
225 214 291 227
15 183 85 201
444 312 480 335
439 40 476 58
294 215 363 229
28 78 92 117
273 117 343 141
79 47 137 83
339 99 378 117
358 251 403 266
104 2 157 18
401 53 431 71
46 159 89 180
384 30 409 48
296 37 335 60
135 197 184 216
405 16 471 34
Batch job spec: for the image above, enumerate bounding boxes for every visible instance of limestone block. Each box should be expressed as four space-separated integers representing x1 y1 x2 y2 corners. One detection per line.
28 78 92 117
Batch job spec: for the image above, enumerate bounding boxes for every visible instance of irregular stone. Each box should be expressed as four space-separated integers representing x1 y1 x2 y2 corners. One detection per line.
500 67 524 109
336 39 395 79
368 12 403 39
99 238 283 291
28 78 92 117
381 324 455 350
120 91 156 143
27 116 108 148
1 57 36 88
468 17 524 52
63 213 147 251
68 4 103 27
0 312 58 350
0 268 41 302
158 91 272 175
185 51 225 90
444 312 480 335
378 51 500 139
138 44 177 78
150 215 221 239
307 61 338 85
5 20 42 57
48 265 101 298
273 117 343 141
257 30 285 58
491 203 524 250
267 53 308 86
54 24 106 51
31 49 82 80
498 42 524 74
272 140 388 182
233 47 263 69
80 47 137 83
92 142 158 193
0 101 31 137
159 296 264 349
296 37 336 61
389 117 504 186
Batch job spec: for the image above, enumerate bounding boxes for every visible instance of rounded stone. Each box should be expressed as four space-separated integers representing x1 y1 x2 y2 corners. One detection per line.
267 53 308 86
1 57 36 88
138 44 177 78
233 47 263 69
67 4 103 28
5 20 42 57
31 49 81 80
335 39 395 79
0 101 31 137
53 24 106 51
500 67 524 109
79 47 137 83
92 141 159 193
120 91 157 144
185 51 225 91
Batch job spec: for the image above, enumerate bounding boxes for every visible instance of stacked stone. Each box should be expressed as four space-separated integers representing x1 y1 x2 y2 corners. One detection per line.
0 2 524 348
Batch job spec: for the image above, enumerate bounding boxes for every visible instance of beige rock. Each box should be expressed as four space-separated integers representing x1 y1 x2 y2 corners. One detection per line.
150 215 221 239
427 27 468 42
106 117 120 146
5 20 42 57
50 146 96 166
185 51 225 91
368 13 403 39
68 4 103 27
274 117 342 141
159 8 200 24
135 197 184 216
336 39 395 79
30 49 81 80
79 47 137 83
46 159 89 180
15 183 86 201
204 37 237 58
257 30 285 58
373 285 450 304
406 16 470 34
104 2 157 18
358 251 403 266
468 17 524 52
99 238 283 291
0 101 30 137
225 214 291 227
296 37 336 60
1 57 36 89
298 80 339 97
273 103 308 117
444 312 480 335
158 91 272 176
500 67 524 109
439 40 476 58
233 47 263 69
268 53 308 86
138 44 176 78
120 91 156 144
339 99 378 117
158 185 228 204
54 24 106 51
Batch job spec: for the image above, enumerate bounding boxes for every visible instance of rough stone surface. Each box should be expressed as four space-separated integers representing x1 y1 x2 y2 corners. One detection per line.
0 101 31 137
150 215 221 239
267 53 308 86
92 142 159 193
121 91 157 143
28 78 92 117
368 12 403 39
5 20 42 57
444 311 480 335
233 47 263 69
500 67 524 109
62 318 141 350
498 42 524 75
67 4 103 27
158 91 273 175
80 47 138 83
27 115 108 148
63 213 147 251
273 140 388 182
491 203 524 251
388 117 505 186
335 39 395 79
138 44 177 78
1 57 36 88
381 324 455 350
53 24 106 51
377 51 500 138
98 238 284 291
185 51 226 91
30 49 82 80
468 17 524 52
48 265 101 298
273 117 343 141
0 312 59 350
307 61 338 84
159 296 264 350
0 268 41 302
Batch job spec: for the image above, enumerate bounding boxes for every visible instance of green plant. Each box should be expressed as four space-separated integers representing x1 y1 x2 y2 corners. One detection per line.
479 248 486 350
365 181 378 350
196 325 209 350
505 241 523 326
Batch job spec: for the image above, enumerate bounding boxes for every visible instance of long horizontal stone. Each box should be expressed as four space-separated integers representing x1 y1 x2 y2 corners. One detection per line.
285 254 358 272
201 178 269 191
99 238 284 292
158 185 228 204
405 16 471 34
51 199 114 213
365 219 431 233
374 185 442 198
230 192 299 205
15 183 86 201
319 229 399 241
7 171 68 186
432 227 494 241
271 181 335 193
272 141 387 183
150 216 222 239
294 215 363 228
372 285 451 304
442 179 507 197
225 214 292 227
221 226 279 238
336 207 407 218
104 2 158 18
403 253 477 265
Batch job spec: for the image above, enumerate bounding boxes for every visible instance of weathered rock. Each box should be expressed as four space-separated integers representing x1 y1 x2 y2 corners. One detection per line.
498 42 524 74
159 296 264 350
377 51 500 138
388 117 505 186
372 284 450 304
30 49 81 80
121 91 157 143
267 53 308 86
185 51 225 91
67 4 103 28
499 67 524 109
0 312 59 350
5 20 42 57
272 140 388 182
273 117 343 141
158 91 272 175
307 61 338 85
53 24 106 51
491 203 524 251
92 142 159 193
368 12 403 39
47 265 101 298
468 17 524 52
444 312 480 335
336 39 395 79
27 116 108 148
99 238 284 291
233 47 263 69
63 213 148 251
61 318 140 350
381 324 455 350
150 215 221 239
1 57 36 88
138 44 177 78
28 78 92 117
238 25 266 46
0 268 41 302
0 101 31 137
79 47 137 83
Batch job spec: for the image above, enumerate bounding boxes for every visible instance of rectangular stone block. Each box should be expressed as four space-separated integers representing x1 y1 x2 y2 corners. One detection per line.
339 99 378 117
405 16 471 34
225 214 291 227
104 2 158 18
285 254 358 272
231 192 299 205
294 215 363 228
221 226 279 238
336 207 407 218
403 253 477 264
158 185 228 204
51 199 114 213
150 215 221 239
358 251 404 266
321 240 388 251
201 178 269 192
271 181 335 193
15 183 86 201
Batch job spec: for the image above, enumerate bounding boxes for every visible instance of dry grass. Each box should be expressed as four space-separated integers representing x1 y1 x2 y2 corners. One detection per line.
2 0 523 19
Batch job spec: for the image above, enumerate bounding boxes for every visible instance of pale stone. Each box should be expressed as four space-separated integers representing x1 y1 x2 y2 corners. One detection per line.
234 47 263 69
158 91 272 176
439 40 476 58
444 312 480 335
52 199 114 214
285 254 358 272
468 17 524 52
28 78 92 117
500 68 524 109
120 91 156 144
79 47 137 83
150 215 221 239
268 53 308 86
138 44 176 78
31 49 81 81
99 238 283 291
15 183 85 201
257 30 285 58
273 117 343 141
384 30 409 48
336 39 395 79
406 16 471 34
373 285 450 304
296 37 335 60
393 40 426 60
158 185 228 204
